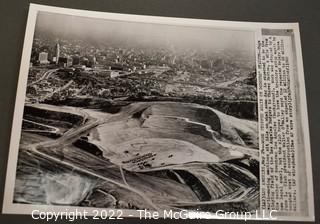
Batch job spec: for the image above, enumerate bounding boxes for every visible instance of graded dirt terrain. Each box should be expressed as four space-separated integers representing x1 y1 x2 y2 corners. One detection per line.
15 101 259 212
88 102 258 171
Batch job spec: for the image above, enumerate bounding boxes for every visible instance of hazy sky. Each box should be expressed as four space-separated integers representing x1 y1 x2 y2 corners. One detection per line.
35 11 255 56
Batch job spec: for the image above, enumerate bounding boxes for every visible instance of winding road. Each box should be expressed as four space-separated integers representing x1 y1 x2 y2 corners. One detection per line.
27 69 58 87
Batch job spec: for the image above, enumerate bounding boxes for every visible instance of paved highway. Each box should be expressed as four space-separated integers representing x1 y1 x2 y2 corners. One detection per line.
27 69 58 87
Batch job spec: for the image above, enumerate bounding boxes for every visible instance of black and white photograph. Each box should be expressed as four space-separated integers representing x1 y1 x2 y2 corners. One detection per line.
0 2 317 222
7 8 260 215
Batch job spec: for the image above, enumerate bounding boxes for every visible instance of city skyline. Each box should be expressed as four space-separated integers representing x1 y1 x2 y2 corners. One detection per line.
35 12 255 58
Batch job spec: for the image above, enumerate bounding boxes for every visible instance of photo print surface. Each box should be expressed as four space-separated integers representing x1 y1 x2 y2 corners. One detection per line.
10 9 259 215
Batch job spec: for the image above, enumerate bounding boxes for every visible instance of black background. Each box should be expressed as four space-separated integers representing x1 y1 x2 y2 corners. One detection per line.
0 0 319 223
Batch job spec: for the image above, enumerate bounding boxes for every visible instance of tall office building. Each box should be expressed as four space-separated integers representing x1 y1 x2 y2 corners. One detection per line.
72 55 80 65
88 56 96 68
67 56 73 67
39 52 49 64
54 43 60 64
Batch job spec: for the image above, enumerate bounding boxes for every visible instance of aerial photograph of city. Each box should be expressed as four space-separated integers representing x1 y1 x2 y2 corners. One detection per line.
13 11 259 214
